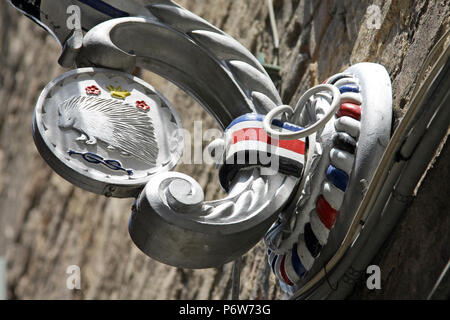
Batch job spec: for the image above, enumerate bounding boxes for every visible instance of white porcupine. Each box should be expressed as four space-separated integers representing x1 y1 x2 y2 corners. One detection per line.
58 96 158 166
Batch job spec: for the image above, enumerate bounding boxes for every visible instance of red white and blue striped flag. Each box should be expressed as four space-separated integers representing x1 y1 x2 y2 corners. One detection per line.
218 113 307 191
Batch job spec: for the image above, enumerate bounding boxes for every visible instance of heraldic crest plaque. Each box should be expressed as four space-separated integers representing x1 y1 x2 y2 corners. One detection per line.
33 68 184 197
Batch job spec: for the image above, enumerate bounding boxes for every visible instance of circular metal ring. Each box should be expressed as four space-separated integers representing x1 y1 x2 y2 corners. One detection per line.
263 84 341 140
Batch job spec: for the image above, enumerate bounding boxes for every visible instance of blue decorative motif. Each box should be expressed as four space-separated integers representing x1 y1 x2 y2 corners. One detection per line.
326 165 349 192
338 84 360 93
68 150 134 175
291 243 307 278
271 255 278 273
226 113 303 133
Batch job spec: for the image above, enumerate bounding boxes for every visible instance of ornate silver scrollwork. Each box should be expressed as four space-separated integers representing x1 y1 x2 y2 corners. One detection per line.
12 1 394 285
16 0 300 268
83 10 299 268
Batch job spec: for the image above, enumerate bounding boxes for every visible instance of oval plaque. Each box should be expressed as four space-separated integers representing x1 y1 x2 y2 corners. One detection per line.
32 67 184 197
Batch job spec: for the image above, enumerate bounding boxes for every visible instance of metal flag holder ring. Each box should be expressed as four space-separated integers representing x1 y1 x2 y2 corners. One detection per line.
12 0 448 300
263 84 342 140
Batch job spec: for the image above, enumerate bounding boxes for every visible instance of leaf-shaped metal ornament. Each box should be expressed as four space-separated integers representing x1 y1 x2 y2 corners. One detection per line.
32 67 184 198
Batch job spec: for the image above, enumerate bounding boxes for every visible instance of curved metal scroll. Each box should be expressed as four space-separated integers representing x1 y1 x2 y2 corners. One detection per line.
82 13 298 268
24 1 300 268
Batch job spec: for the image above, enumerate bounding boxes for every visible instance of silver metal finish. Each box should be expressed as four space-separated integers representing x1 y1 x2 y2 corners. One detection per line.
298 63 393 286
11 0 281 126
290 35 450 299
263 84 342 139
76 9 298 268
33 67 184 197
264 63 393 296
9 1 410 298
76 15 281 127
11 0 297 268
130 170 298 268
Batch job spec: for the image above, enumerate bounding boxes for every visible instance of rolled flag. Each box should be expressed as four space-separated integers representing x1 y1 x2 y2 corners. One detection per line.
218 113 307 191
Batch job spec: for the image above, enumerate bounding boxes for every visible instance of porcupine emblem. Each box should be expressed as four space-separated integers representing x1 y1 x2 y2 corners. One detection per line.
58 96 158 166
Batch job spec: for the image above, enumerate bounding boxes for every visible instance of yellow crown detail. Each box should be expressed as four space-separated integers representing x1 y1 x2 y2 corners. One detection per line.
106 85 131 99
